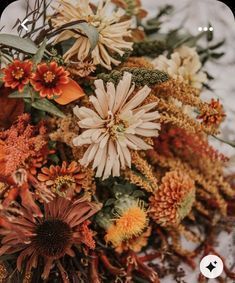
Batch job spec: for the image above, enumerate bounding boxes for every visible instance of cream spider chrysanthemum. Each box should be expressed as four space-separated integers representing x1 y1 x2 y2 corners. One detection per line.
51 0 133 69
73 72 161 179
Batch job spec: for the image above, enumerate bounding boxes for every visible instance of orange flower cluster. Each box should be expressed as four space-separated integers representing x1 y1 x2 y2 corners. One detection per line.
197 98 226 127
0 114 48 176
149 171 195 227
154 125 228 162
0 114 53 214
2 60 84 105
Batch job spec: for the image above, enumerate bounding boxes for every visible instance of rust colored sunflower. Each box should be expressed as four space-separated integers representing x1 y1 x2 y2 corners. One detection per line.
31 62 70 99
38 161 90 197
197 98 226 127
149 171 195 227
2 60 32 92
0 197 101 280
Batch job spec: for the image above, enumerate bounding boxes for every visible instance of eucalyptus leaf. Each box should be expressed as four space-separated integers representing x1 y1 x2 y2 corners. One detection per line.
209 39 225 50
32 99 65 118
33 39 47 65
66 22 99 51
0 34 38 54
210 52 225 59
9 90 31 98
54 22 99 52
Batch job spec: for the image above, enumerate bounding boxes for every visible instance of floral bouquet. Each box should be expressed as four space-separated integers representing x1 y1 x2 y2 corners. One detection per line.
0 0 234 282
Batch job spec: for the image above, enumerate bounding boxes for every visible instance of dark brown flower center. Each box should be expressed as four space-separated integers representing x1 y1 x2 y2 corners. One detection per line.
33 219 72 258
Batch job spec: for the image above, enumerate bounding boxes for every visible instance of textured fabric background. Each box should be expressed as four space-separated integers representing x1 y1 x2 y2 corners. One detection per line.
0 1 235 281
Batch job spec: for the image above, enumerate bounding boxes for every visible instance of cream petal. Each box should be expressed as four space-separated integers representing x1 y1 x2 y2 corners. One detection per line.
87 143 99 163
113 72 133 113
134 102 158 114
125 134 152 150
99 133 110 148
73 106 101 120
139 122 161 130
79 117 104 128
135 128 160 137
121 85 151 112
73 135 90 146
89 95 106 119
106 82 116 111
95 145 108 177
79 145 94 166
92 146 105 170
102 140 116 179
116 141 125 168
142 111 161 121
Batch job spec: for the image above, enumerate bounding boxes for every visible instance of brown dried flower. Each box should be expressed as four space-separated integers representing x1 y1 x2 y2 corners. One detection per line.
67 60 96 78
197 98 226 127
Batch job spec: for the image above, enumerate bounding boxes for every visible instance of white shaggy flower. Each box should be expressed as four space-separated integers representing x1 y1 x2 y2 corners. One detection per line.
51 0 133 69
73 72 161 180
153 45 207 89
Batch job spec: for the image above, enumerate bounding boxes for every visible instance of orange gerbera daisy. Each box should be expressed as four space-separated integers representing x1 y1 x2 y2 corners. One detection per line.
0 197 101 280
38 161 88 198
31 62 84 104
2 60 32 92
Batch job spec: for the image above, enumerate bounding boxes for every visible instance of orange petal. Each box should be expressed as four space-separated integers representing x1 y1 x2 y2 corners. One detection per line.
54 79 85 105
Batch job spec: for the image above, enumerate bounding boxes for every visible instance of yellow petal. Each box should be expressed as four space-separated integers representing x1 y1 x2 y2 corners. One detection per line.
54 79 85 105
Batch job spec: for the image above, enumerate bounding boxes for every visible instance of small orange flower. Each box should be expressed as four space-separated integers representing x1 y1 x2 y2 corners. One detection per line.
115 227 151 253
38 161 87 197
197 98 226 127
2 60 32 92
31 62 69 99
105 198 148 247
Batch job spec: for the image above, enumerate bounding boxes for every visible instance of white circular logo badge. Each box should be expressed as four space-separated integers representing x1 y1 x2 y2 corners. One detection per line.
200 255 224 279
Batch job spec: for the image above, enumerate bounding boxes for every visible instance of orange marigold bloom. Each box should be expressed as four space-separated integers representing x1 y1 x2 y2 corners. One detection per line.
197 98 226 127
37 161 88 197
2 60 32 92
104 198 148 248
31 62 70 99
0 197 100 280
115 227 151 253
149 171 195 227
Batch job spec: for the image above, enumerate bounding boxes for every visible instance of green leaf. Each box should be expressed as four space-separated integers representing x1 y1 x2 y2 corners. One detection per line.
9 90 31 98
59 38 77 54
104 198 116 207
209 39 225 50
60 22 99 52
32 39 47 65
9 92 31 98
32 99 65 118
0 34 38 54
48 154 60 164
210 52 225 59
